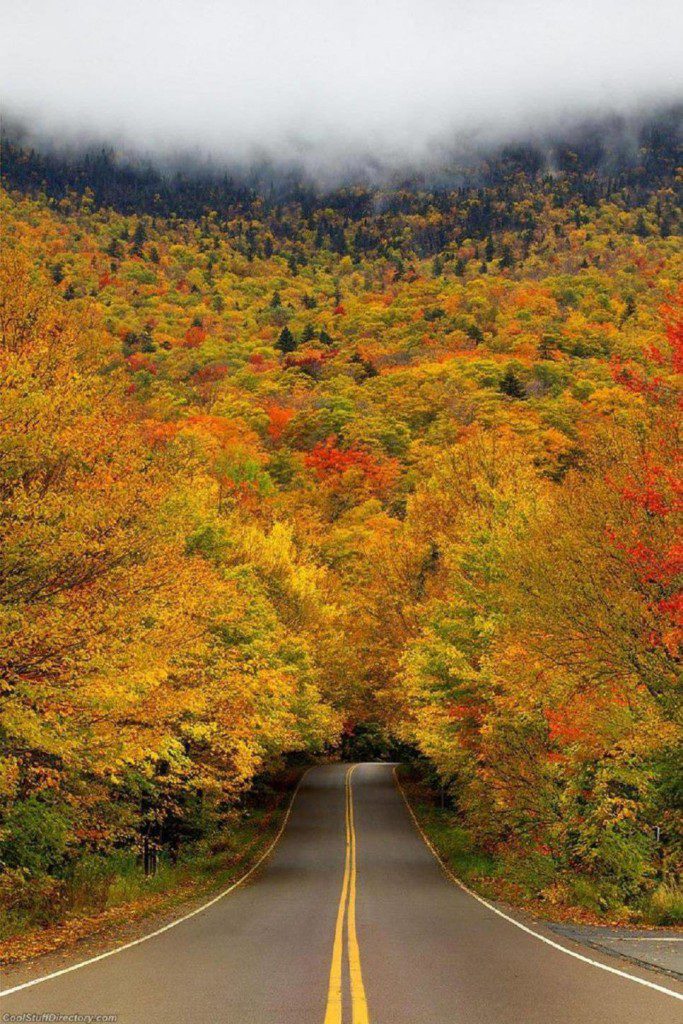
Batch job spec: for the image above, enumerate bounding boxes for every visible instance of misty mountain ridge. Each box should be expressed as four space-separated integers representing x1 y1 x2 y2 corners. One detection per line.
2 106 681 223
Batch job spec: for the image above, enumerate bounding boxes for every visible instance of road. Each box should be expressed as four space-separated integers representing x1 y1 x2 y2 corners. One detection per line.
2 763 681 1023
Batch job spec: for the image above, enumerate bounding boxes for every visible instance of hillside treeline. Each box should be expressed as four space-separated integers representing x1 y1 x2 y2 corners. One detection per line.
0 125 680 926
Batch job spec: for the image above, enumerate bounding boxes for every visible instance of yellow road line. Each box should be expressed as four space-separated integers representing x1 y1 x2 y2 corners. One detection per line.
347 765 370 1024
323 765 370 1024
323 767 352 1024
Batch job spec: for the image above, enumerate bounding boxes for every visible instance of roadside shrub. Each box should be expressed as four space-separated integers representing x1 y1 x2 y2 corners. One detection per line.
0 798 71 876
0 867 65 937
67 851 137 913
646 882 683 926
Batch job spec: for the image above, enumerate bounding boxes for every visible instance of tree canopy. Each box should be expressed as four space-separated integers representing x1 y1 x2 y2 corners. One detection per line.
0 126 681 922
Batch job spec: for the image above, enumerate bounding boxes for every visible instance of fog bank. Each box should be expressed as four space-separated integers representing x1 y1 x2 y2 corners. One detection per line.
2 1 681 177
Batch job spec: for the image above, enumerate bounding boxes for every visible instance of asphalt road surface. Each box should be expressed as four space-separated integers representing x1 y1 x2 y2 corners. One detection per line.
2 763 681 1023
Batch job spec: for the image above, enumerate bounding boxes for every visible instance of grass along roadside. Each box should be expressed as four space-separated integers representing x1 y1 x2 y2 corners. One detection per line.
0 769 305 966
396 767 683 929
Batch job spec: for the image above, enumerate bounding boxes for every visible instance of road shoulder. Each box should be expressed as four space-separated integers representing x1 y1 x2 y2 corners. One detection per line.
546 922 682 980
394 767 683 984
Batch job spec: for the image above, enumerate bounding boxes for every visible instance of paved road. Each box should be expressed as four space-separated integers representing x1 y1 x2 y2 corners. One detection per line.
2 764 681 1023
549 923 683 978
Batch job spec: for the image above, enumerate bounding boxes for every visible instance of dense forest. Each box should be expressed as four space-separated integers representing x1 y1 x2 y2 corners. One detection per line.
1 111 681 936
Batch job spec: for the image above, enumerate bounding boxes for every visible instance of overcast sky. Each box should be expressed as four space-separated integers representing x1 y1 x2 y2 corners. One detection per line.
2 1 682 174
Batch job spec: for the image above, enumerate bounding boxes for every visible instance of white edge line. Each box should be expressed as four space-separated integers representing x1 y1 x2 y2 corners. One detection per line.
1 767 312 998
392 766 683 1003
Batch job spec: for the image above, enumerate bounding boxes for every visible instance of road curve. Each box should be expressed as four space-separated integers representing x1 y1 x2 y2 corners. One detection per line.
1 763 681 1023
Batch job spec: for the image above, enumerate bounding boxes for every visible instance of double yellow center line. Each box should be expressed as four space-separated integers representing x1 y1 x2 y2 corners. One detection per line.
323 765 370 1024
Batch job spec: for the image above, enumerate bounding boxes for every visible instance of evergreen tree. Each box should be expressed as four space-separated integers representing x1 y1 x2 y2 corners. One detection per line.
621 296 637 323
499 245 514 269
634 212 649 238
131 220 147 255
499 366 526 399
139 326 155 352
275 326 297 354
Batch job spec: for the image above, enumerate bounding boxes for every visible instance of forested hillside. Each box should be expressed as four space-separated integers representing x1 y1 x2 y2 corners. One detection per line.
1 119 681 933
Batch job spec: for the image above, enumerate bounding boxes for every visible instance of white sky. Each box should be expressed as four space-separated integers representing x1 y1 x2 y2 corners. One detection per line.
2 1 681 173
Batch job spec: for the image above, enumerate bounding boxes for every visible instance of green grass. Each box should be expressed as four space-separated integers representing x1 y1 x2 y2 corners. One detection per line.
415 802 498 881
646 882 683 926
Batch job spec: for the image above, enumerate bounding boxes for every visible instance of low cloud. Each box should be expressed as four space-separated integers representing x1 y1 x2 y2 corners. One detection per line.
2 1 682 178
